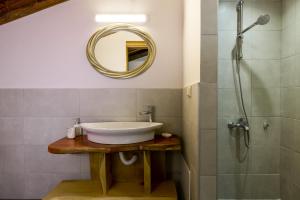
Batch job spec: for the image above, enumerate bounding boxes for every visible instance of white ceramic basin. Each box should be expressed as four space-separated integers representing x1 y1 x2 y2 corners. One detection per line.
80 122 163 144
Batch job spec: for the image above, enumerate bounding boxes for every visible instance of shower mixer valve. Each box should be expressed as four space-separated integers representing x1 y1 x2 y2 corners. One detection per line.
228 119 251 148
228 118 249 131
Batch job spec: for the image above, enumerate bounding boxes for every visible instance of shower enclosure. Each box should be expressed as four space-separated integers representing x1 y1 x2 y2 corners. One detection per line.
218 0 300 199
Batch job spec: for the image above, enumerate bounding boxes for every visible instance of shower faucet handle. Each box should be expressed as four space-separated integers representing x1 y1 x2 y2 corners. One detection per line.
263 121 270 130
228 121 237 129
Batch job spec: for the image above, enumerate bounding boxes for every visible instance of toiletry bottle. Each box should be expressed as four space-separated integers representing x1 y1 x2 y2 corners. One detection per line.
74 118 82 136
67 127 75 139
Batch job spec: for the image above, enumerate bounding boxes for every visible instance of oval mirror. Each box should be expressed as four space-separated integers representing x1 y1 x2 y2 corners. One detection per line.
86 24 156 79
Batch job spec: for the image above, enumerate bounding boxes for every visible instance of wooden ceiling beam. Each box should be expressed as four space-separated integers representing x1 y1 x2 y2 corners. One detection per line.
0 0 69 25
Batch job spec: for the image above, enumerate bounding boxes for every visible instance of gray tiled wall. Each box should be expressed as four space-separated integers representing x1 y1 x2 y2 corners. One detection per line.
199 0 218 199
0 88 182 199
199 82 217 200
218 0 281 199
281 0 300 199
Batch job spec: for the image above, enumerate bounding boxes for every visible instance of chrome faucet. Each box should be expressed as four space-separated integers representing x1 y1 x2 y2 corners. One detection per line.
139 105 154 122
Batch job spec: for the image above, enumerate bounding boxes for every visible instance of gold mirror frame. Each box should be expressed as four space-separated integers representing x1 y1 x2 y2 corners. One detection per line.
86 24 156 79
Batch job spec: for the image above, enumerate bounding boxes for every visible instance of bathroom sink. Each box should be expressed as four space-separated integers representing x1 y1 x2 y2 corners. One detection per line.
80 122 163 144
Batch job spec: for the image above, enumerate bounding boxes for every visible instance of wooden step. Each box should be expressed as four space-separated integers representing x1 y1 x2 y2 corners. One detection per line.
43 180 177 200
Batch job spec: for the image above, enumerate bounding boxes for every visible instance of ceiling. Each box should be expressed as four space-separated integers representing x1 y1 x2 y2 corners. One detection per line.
0 0 68 25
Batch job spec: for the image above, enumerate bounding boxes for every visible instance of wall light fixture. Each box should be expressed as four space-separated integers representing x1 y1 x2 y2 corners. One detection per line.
95 14 147 23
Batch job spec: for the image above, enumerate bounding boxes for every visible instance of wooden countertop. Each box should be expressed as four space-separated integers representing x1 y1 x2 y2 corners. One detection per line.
48 135 181 154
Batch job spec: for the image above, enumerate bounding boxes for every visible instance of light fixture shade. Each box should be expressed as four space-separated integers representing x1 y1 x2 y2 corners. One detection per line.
95 14 147 23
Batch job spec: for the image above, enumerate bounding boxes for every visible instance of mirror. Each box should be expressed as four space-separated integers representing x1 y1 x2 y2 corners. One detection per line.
95 31 149 72
87 24 156 79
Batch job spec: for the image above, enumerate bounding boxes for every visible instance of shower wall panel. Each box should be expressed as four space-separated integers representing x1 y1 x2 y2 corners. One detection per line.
218 0 282 199
280 0 300 199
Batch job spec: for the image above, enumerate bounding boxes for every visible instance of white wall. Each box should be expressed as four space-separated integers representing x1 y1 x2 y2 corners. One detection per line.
0 0 183 88
183 0 200 87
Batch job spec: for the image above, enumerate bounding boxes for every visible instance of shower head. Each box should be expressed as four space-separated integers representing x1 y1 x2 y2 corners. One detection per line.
240 14 270 34
256 14 270 25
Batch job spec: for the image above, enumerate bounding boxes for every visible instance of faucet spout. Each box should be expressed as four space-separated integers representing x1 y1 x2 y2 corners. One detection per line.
139 105 154 122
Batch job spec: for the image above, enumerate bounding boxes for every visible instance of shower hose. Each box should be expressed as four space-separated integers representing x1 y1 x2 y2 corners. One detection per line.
235 55 250 148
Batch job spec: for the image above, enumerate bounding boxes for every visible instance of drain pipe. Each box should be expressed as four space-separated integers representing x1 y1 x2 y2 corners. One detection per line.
119 152 138 166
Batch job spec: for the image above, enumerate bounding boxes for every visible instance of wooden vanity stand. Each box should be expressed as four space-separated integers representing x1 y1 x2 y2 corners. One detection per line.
44 135 181 200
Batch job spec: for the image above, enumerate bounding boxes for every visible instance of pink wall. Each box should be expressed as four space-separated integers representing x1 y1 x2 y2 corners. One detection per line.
0 0 183 88
183 0 200 87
